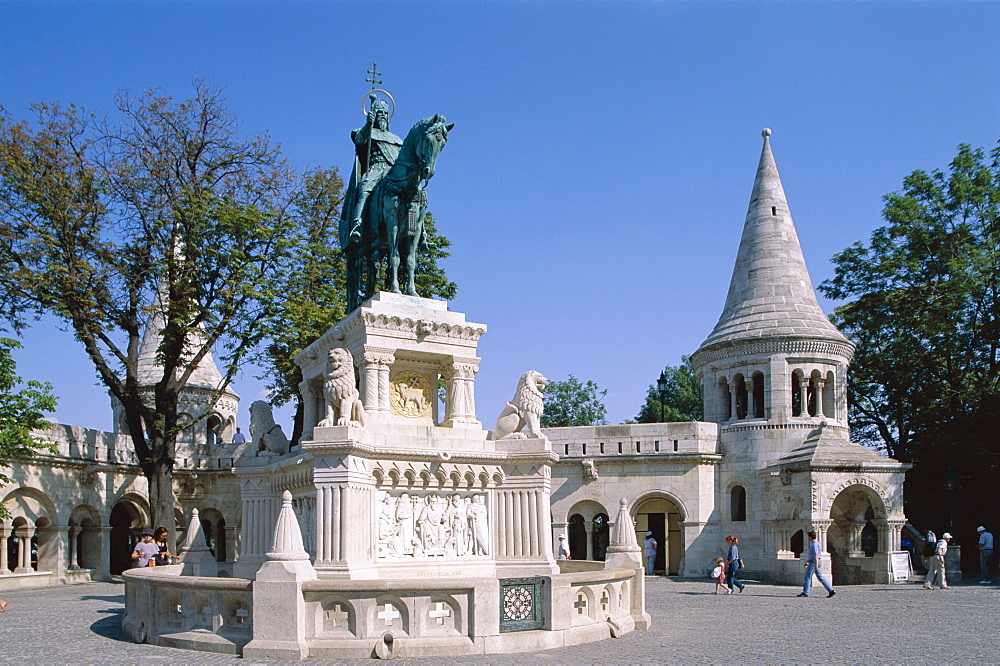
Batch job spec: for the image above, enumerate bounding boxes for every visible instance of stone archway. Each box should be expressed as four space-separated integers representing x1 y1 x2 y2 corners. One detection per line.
827 482 888 585
109 499 147 575
564 500 610 561
632 495 685 575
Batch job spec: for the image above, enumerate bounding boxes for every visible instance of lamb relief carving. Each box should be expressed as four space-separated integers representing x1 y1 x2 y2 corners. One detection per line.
317 348 365 428
493 370 547 440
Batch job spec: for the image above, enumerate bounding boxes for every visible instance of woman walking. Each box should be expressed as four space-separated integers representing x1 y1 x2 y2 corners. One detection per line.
725 535 745 593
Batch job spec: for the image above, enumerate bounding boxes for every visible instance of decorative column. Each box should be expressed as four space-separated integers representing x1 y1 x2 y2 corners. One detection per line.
68 526 79 570
360 349 394 416
886 519 905 552
799 374 809 416
815 379 827 417
442 358 480 427
846 520 865 557
728 383 738 421
812 519 833 555
299 381 318 442
0 525 9 574
14 525 33 572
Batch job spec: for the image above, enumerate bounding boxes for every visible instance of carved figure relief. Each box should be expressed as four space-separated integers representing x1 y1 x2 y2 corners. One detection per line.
317 348 366 428
249 400 290 457
390 370 433 418
376 491 490 559
493 370 547 440
582 460 599 482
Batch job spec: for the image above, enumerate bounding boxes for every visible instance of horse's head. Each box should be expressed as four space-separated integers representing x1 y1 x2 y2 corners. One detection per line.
406 114 454 180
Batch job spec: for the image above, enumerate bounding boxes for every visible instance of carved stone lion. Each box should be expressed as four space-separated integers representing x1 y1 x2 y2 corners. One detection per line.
249 400 290 457
317 347 365 428
493 370 547 440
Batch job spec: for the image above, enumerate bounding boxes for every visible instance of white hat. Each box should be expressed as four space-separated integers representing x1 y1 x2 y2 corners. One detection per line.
978 526 986 532
558 534 565 539
646 531 653 536
942 532 953 539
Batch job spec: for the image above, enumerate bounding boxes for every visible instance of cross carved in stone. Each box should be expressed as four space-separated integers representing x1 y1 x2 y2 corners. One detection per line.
377 603 401 626
325 603 350 629
429 601 452 625
600 590 610 612
574 594 587 615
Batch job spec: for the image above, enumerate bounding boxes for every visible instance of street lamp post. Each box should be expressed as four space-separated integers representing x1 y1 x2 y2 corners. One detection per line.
944 466 956 533
656 371 668 423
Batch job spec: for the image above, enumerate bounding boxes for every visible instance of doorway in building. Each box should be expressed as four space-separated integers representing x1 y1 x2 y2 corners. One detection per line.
109 501 144 575
633 497 684 575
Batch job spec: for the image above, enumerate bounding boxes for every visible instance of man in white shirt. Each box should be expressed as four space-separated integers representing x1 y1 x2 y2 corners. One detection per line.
231 427 246 445
977 526 993 584
924 532 951 589
643 531 657 575
556 534 571 560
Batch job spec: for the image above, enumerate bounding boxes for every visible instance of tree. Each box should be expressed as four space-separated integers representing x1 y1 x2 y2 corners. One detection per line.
541 375 608 427
0 337 57 519
819 140 1000 543
634 355 703 423
0 82 300 547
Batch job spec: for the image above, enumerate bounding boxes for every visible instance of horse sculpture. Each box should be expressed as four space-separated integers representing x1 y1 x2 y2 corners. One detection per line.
345 115 453 311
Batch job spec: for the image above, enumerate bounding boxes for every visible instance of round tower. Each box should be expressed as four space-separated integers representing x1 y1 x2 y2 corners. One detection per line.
690 129 855 468
111 287 240 449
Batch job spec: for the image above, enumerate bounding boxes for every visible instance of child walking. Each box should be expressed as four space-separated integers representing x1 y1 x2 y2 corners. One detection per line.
712 556 728 594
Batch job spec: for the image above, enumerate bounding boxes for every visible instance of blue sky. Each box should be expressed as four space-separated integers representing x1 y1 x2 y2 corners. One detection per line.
2 1 998 431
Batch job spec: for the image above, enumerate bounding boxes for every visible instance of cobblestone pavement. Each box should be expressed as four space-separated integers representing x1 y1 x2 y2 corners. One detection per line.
1 576 998 664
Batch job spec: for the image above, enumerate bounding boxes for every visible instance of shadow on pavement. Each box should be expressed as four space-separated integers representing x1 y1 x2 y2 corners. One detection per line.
81 594 125 603
90 608 130 643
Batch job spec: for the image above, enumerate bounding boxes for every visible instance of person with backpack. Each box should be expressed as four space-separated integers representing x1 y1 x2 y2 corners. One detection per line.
924 532 952 589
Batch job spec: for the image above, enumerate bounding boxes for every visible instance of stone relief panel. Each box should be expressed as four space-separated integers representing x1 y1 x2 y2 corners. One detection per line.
390 370 433 418
377 491 490 559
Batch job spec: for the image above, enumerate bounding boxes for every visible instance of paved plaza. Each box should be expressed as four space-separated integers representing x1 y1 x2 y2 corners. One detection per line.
0 575 996 664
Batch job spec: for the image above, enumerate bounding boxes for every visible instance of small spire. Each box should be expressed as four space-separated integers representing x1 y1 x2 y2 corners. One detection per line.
696 130 848 351
607 498 641 553
266 490 310 561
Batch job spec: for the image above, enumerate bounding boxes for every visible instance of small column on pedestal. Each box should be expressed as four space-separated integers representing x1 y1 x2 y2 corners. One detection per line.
299 380 318 442
443 357 481 427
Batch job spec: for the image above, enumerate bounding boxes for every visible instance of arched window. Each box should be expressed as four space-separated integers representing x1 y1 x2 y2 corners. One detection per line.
730 485 747 522
206 414 224 445
719 378 731 420
568 514 587 560
790 529 805 557
751 372 765 419
734 374 748 419
791 371 803 417
861 506 877 557
823 371 836 419
592 513 609 562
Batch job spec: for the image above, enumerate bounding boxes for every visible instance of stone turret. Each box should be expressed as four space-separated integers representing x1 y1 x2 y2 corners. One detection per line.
111 284 240 448
690 129 855 467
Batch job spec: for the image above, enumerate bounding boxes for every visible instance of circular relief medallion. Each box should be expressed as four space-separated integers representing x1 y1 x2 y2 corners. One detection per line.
390 370 433 418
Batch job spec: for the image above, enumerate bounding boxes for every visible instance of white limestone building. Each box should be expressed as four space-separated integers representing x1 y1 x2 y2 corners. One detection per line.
0 130 908 591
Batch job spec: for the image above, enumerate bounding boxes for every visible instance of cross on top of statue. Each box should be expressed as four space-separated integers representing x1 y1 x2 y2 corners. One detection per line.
366 61 382 90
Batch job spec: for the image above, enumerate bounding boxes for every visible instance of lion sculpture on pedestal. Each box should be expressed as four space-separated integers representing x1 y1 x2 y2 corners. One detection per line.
317 347 366 428
493 370 547 440
249 400 290 457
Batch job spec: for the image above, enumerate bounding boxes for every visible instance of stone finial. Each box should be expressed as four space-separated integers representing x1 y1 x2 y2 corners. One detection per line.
761 127 771 138
608 498 641 553
266 490 310 561
180 507 218 576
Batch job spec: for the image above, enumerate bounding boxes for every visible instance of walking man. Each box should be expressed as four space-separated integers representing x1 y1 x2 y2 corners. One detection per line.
924 532 951 589
977 526 993 584
798 530 835 598
643 531 657 576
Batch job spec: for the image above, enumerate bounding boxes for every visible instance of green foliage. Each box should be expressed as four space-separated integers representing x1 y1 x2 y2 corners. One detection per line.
541 375 608 427
0 82 300 529
0 337 57 518
819 139 1000 535
634 355 703 422
254 167 347 412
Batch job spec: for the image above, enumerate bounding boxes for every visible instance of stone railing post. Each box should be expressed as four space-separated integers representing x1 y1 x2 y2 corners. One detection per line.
243 490 317 660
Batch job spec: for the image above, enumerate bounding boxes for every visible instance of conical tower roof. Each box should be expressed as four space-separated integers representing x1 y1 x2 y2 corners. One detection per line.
697 129 849 353
135 283 234 393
